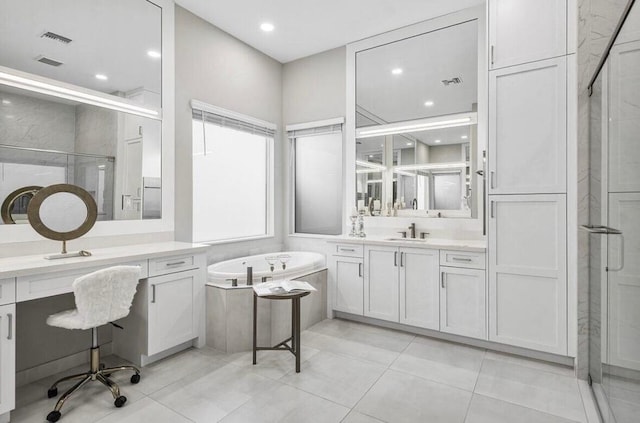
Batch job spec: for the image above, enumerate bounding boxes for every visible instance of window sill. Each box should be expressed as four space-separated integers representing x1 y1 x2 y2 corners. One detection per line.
201 234 275 246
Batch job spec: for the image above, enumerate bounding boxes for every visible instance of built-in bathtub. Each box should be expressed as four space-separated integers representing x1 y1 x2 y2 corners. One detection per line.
205 251 327 353
207 251 325 287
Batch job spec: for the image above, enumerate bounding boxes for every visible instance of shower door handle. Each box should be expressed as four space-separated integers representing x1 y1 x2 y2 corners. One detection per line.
609 233 625 272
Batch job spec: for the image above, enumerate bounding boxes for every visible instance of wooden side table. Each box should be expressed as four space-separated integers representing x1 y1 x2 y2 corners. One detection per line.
252 290 310 373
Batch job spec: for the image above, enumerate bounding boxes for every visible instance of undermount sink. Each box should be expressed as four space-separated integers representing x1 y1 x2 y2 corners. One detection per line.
384 237 428 242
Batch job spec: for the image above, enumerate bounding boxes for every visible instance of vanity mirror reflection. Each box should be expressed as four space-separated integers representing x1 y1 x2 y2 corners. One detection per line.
353 12 485 219
0 0 163 224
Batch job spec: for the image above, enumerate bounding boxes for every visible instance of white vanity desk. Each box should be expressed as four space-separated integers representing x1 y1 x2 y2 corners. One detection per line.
0 241 209 422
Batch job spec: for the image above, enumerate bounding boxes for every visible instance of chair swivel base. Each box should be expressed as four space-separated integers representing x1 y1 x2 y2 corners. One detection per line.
45 345 140 422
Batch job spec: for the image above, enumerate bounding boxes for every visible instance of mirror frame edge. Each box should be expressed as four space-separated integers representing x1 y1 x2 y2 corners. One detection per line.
345 4 487 230
0 0 175 244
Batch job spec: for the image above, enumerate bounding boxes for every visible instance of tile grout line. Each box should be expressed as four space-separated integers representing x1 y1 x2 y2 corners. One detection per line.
463 349 487 422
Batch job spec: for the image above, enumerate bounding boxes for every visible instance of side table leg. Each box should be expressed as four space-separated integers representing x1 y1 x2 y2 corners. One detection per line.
295 298 301 373
253 293 257 365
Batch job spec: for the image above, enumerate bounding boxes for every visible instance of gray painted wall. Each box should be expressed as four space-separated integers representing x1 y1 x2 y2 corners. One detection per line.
174 6 284 265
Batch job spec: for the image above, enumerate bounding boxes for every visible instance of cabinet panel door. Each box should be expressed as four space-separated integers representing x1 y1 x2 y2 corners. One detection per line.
608 193 640 370
148 270 196 356
333 256 364 315
489 194 567 354
489 57 567 194
364 246 399 322
489 0 566 69
440 267 487 340
608 41 640 192
0 304 15 416
399 248 439 330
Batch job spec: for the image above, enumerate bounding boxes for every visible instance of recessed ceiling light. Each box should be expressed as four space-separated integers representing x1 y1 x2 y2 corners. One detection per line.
369 155 374 158
434 140 441 143
147 50 161 59
1 99 10 105
424 100 434 107
461 135 468 139
95 74 108 81
260 22 275 32
406 142 413 146
391 68 403 75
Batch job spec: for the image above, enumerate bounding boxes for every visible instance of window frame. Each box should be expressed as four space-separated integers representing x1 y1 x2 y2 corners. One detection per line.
191 100 275 244
287 117 345 237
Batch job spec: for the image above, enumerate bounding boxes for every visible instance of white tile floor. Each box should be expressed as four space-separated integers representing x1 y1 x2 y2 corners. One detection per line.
13 319 589 423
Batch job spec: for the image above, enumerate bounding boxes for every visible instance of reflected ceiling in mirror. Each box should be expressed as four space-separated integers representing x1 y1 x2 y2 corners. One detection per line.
356 20 478 127
0 0 161 108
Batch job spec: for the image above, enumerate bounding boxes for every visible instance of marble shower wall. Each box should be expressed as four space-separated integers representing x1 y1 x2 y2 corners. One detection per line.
575 0 630 380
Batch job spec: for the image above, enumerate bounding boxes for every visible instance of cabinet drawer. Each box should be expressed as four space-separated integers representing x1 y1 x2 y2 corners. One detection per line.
0 278 16 305
148 254 197 277
440 250 485 269
16 261 147 302
334 244 363 257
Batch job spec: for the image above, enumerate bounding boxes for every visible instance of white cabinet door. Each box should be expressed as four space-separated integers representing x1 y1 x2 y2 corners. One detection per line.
399 247 439 330
489 0 566 69
440 267 487 340
489 194 567 354
364 245 399 322
608 193 640 370
489 57 567 194
0 304 15 416
333 256 364 315
608 41 640 192
148 270 197 356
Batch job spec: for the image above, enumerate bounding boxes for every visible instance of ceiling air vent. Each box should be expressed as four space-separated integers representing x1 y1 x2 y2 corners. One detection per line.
35 55 64 67
442 77 463 86
40 31 72 44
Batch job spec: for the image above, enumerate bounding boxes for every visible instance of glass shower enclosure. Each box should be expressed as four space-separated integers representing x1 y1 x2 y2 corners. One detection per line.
587 1 640 421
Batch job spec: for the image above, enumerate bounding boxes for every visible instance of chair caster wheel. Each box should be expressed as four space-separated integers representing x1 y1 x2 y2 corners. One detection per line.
47 388 58 398
130 374 140 384
46 410 61 422
114 396 127 408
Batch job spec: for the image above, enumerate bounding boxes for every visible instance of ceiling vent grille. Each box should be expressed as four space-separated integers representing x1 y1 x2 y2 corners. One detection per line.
35 55 64 67
442 77 463 86
40 31 72 44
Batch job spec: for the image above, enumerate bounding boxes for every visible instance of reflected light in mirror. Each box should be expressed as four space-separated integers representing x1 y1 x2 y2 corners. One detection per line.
356 112 476 138
0 67 160 119
391 68 403 75
39 192 87 233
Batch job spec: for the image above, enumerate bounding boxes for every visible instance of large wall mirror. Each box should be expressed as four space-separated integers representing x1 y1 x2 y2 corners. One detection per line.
351 8 485 219
0 0 163 225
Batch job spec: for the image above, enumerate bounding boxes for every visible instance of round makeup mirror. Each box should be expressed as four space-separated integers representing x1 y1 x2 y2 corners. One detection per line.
27 184 98 258
1 185 42 224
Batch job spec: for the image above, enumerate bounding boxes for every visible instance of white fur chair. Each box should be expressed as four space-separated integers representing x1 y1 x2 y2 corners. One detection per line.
44 266 141 422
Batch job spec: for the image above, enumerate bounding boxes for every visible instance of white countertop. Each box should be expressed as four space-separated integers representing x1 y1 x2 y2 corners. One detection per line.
327 235 486 252
0 242 210 278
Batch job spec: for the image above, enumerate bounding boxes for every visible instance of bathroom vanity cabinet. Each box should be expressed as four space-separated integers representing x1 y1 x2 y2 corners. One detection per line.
330 239 487 340
364 245 440 330
0 242 209 420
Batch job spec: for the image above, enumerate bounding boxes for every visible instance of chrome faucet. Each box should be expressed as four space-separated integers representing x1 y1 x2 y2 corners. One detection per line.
408 223 416 239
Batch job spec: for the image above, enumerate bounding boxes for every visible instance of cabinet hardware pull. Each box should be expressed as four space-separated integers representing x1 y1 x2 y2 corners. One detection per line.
151 284 156 303
341 248 355 252
400 252 404 267
490 171 495 189
394 251 398 267
608 233 625 272
441 272 446 288
452 257 472 262
7 313 12 340
166 261 186 266
359 262 363 277
491 45 495 65
490 201 496 218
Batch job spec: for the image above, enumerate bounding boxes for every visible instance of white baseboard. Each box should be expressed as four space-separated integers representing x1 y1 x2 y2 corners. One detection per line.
16 342 112 387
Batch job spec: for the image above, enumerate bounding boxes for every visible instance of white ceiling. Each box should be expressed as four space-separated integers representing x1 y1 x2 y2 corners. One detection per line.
175 0 485 63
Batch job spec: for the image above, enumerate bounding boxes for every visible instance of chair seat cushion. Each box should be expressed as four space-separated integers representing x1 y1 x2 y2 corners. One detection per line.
47 309 92 330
